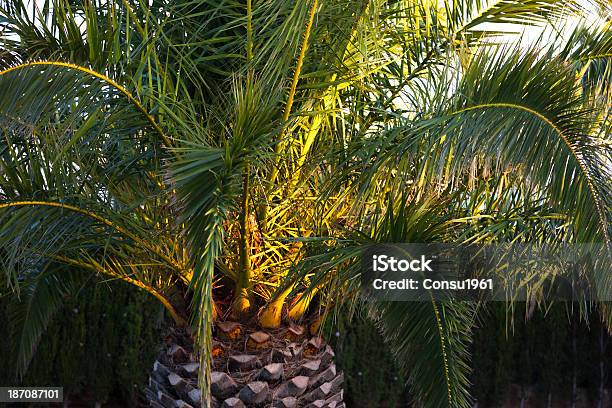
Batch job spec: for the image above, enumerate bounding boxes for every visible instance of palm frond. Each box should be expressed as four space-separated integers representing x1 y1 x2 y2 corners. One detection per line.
370 300 476 408
6 268 91 379
280 195 477 408
361 46 611 245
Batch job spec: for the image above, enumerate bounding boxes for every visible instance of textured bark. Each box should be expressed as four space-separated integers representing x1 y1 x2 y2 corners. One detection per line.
146 324 344 407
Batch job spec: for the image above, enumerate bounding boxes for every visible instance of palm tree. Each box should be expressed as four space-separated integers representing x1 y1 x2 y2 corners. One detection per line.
0 0 610 407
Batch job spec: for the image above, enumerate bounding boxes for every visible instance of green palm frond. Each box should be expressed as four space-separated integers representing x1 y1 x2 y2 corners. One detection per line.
365 197 474 408
448 48 610 244
370 300 476 408
281 195 477 408
171 74 286 402
6 268 91 379
562 23 612 101
191 212 224 407
0 60 189 311
1 0 611 406
361 46 610 245
450 0 581 37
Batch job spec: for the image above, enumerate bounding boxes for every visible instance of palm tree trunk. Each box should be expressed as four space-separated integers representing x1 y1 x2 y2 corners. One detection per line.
147 323 346 407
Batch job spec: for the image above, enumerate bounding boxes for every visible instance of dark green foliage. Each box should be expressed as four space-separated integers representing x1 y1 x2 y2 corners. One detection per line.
470 304 612 407
326 312 410 408
0 280 163 404
0 1 610 407
326 304 611 408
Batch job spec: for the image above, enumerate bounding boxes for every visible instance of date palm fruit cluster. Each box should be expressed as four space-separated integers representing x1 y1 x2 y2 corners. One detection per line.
147 322 344 407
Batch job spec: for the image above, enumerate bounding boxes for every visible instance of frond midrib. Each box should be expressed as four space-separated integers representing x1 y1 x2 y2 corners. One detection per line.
0 61 175 153
451 101 609 246
0 200 186 276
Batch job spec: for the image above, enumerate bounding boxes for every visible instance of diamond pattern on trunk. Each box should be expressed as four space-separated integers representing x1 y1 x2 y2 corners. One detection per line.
247 331 271 350
146 326 345 407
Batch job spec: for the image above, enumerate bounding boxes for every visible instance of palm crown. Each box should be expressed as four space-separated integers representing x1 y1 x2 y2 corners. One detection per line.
0 0 610 407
